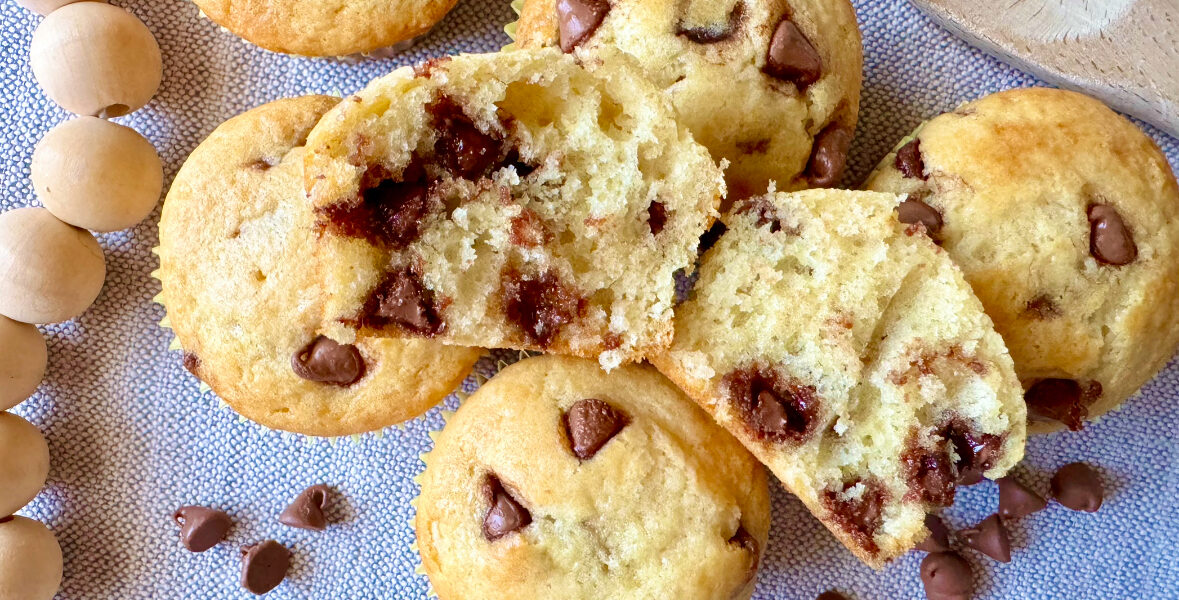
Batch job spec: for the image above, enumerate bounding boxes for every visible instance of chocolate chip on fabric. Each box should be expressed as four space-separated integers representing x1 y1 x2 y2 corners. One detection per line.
806 123 852 188
895 138 927 179
817 592 849 600
1051 462 1104 513
482 475 532 541
961 514 1011 563
172 506 231 553
920 551 973 598
564 398 627 460
1087 204 1137 266
763 17 821 88
279 484 332 531
997 476 1047 519
916 513 952 553
240 540 291 595
896 197 943 235
557 0 610 53
291 336 365 386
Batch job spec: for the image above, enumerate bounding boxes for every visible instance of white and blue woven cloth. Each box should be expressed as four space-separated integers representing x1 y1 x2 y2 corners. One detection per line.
3 0 1176 598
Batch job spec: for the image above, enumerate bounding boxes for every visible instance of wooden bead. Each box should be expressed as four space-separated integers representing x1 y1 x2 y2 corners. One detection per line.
0 413 50 519
0 208 106 324
30 2 162 118
33 117 163 232
15 0 93 17
0 317 48 411
0 516 62 600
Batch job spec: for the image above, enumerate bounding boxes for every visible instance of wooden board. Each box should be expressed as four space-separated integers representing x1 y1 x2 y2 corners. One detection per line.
910 0 1179 138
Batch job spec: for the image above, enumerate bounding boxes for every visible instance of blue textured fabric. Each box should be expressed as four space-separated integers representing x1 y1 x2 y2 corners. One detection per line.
3 0 1177 598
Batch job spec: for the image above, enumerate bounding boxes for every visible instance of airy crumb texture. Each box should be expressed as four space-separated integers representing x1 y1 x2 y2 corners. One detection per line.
416 355 771 600
304 49 723 369
516 0 862 199
650 189 1026 568
158 96 482 437
864 87 1179 434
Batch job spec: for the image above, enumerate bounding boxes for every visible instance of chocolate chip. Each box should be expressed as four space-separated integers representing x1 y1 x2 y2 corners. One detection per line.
735 197 783 233
1023 295 1061 320
647 201 667 236
428 97 504 180
942 421 1002 485
319 164 431 249
677 2 745 44
1087 204 1137 266
699 221 728 252
500 268 584 348
482 475 532 541
1024 378 1100 431
916 513 952 553
564 398 627 460
806 123 852 188
896 197 943 236
920 551 973 598
902 436 957 506
725 367 819 444
240 540 291 595
997 476 1047 519
556 0 610 53
961 514 1011 563
728 524 760 584
173 506 232 553
763 17 821 89
1050 462 1103 512
817 592 848 600
823 479 886 555
360 268 443 336
895 139 927 179
291 337 365 387
279 485 332 531
182 352 201 376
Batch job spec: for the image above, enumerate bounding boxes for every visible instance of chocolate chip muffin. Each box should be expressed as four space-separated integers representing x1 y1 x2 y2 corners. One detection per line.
303 49 724 370
193 0 456 57
650 189 1027 568
414 355 771 599
862 87 1179 434
515 0 862 199
157 96 483 437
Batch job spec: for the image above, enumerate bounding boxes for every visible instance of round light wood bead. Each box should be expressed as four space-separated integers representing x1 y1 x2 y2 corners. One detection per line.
30 2 162 118
0 208 106 324
33 117 162 232
0 317 48 411
0 516 62 600
0 413 50 519
16 0 94 17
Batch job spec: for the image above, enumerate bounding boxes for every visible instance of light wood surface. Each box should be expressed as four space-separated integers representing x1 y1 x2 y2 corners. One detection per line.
910 0 1179 138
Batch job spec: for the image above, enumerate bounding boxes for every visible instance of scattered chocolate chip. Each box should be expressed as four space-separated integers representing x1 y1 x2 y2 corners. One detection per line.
942 421 1003 485
735 197 784 233
920 551 973 599
182 352 201 376
1023 294 1062 320
895 139 927 179
961 514 1011 563
678 2 745 44
916 513 952 553
1087 204 1137 266
896 197 943 236
319 164 431 249
291 336 365 386
1024 378 1100 431
817 592 848 600
173 506 232 553
1051 462 1103 512
500 268 584 348
482 475 532 541
806 123 852 188
279 485 332 531
556 0 610 53
240 540 291 595
902 436 957 506
564 398 628 460
724 366 819 444
360 268 443 336
763 17 821 89
997 476 1047 519
503 149 536 178
428 97 504 179
823 479 886 555
647 201 667 236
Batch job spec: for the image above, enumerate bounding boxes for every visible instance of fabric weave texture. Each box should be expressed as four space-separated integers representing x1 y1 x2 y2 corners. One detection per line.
2 0 1176 598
